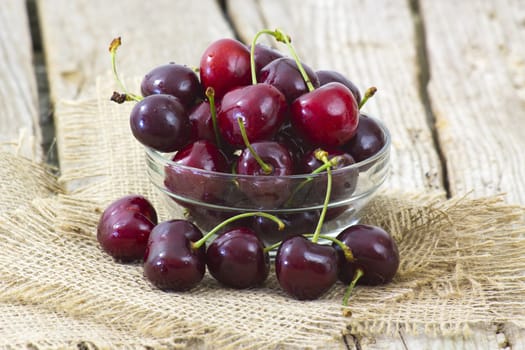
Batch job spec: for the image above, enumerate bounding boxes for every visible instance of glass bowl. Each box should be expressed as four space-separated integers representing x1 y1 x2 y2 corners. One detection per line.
145 116 390 246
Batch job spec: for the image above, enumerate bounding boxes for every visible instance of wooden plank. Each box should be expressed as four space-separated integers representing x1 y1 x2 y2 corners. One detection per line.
422 0 525 205
227 0 444 194
0 0 41 160
37 0 235 102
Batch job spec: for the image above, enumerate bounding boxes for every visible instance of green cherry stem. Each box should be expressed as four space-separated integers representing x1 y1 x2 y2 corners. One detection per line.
342 268 364 307
358 86 377 110
274 29 315 92
192 212 285 250
109 37 142 102
250 29 279 85
205 87 222 148
237 117 273 174
284 154 340 207
311 150 333 243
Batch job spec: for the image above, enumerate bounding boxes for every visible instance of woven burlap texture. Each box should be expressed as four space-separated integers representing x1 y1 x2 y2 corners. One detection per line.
0 80 524 349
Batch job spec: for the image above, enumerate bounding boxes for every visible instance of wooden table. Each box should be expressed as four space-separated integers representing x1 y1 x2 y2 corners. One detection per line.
2 0 524 348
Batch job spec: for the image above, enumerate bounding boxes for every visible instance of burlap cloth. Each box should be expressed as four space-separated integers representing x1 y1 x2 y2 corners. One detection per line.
1 79 524 349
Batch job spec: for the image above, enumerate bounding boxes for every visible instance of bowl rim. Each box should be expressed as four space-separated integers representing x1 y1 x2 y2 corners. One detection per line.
145 115 391 180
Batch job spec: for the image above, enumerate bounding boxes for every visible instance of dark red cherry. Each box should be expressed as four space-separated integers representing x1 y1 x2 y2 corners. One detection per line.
99 194 157 225
164 140 229 202
199 38 251 99
275 235 338 300
188 100 216 143
143 220 205 291
299 148 358 201
343 114 386 163
251 43 284 74
252 210 320 246
316 69 361 105
236 141 294 208
141 63 203 108
97 210 155 262
217 84 287 148
273 124 309 172
206 227 269 289
259 57 320 103
130 94 191 152
290 82 359 148
334 224 399 285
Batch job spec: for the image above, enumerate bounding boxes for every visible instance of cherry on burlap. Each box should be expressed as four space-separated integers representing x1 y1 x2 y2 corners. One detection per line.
0 81 523 349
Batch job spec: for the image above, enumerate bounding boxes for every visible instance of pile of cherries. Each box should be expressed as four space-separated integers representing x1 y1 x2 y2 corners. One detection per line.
100 29 399 304
97 193 399 302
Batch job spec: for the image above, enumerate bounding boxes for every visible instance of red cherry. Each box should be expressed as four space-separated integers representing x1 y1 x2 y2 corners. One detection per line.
290 82 359 148
275 235 338 300
97 211 155 262
141 63 203 108
164 140 229 202
334 224 399 285
143 220 205 291
199 38 251 99
206 227 270 289
236 141 294 208
217 84 287 148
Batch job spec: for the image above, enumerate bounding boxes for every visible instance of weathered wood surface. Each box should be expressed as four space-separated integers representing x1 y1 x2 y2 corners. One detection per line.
0 0 41 160
422 0 525 205
37 0 234 102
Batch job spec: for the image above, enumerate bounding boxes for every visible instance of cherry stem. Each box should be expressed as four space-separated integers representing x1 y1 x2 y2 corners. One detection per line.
108 37 142 102
250 29 278 85
311 150 333 243
237 117 273 174
273 29 315 92
192 212 284 250
358 86 377 110
284 154 340 207
342 268 364 307
205 87 222 148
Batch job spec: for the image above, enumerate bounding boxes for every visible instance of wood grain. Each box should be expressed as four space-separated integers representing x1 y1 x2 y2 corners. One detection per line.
0 0 41 160
227 0 444 194
37 0 234 102
422 0 525 205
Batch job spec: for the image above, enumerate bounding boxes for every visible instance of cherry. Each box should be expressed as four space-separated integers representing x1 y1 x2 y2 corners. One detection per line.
236 141 294 208
275 235 338 300
251 43 284 74
217 83 287 148
164 140 229 202
291 82 359 148
343 113 386 163
129 94 191 152
206 227 269 288
273 123 309 172
143 220 205 291
188 100 216 143
97 195 157 262
99 194 158 225
334 224 399 286
274 151 339 300
199 38 251 99
299 148 358 202
141 63 203 108
316 69 361 105
252 210 320 246
259 57 320 103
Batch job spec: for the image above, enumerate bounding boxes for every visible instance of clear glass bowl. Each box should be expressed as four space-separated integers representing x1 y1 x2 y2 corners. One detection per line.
146 116 391 246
